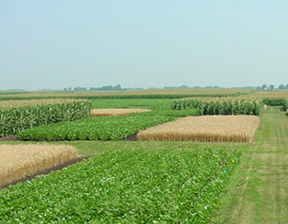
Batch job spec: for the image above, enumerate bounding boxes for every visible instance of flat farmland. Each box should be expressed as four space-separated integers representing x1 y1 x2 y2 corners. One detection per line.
0 88 253 100
1 89 288 223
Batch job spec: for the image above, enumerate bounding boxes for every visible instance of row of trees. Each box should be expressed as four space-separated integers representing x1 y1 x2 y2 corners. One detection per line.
63 85 145 91
64 85 122 91
261 84 288 90
62 84 288 91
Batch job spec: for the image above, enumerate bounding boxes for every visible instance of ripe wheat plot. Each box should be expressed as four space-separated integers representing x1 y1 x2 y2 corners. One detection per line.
0 144 79 187
91 108 151 117
137 115 259 142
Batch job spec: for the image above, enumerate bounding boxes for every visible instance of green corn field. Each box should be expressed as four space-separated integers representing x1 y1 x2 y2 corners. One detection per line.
0 99 91 137
171 97 264 116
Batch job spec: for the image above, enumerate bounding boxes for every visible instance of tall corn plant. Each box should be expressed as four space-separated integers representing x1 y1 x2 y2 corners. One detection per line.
0 100 91 137
171 98 264 116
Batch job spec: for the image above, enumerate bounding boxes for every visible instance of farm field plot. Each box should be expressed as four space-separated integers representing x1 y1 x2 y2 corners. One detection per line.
0 99 91 137
16 113 174 141
91 108 151 117
137 115 259 142
90 98 172 110
0 98 84 109
2 91 288 223
0 88 253 100
248 90 288 99
172 97 263 116
0 144 79 188
0 148 240 223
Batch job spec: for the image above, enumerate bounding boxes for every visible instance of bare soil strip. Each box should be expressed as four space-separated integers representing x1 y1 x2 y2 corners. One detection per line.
0 144 80 188
137 115 259 142
0 135 17 141
91 108 151 117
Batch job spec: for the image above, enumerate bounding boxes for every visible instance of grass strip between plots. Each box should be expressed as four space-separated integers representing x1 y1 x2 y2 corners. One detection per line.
17 113 175 141
0 148 240 223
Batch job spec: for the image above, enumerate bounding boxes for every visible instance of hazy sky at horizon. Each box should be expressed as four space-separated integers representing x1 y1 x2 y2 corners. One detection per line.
1 1 288 90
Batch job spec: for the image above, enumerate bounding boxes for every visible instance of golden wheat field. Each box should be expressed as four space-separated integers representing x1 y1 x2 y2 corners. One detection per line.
0 98 86 109
91 108 151 117
137 115 259 142
0 144 79 187
248 91 288 99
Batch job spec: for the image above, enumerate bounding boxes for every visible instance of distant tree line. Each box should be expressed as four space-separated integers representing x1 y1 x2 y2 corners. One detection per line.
260 84 288 90
61 84 288 91
63 85 144 91
163 85 221 89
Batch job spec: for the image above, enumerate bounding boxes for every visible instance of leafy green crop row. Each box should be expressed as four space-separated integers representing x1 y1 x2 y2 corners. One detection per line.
262 98 288 111
0 148 241 223
16 113 174 141
172 98 264 116
0 100 91 137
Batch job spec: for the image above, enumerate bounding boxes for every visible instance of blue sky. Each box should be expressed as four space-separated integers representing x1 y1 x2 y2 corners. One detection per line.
1 1 288 90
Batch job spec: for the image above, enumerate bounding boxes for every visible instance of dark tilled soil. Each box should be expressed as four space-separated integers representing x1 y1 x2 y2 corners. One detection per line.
0 135 138 141
0 155 94 189
0 135 17 141
122 134 137 141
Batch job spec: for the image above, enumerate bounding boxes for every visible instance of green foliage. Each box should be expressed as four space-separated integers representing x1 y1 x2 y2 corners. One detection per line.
0 148 241 223
262 98 288 111
0 91 29 95
0 92 251 101
172 98 264 116
0 100 91 137
16 113 174 141
152 108 201 117
91 99 172 110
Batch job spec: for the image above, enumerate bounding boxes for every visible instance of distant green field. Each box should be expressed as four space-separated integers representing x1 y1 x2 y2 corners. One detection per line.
90 98 172 109
0 91 29 95
0 88 253 100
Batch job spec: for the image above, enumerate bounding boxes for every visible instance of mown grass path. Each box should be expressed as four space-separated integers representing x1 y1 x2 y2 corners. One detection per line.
217 106 288 223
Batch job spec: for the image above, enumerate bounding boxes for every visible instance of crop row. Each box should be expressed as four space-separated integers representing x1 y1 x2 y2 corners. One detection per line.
0 148 241 223
262 98 288 111
171 98 264 116
16 113 175 141
0 100 91 137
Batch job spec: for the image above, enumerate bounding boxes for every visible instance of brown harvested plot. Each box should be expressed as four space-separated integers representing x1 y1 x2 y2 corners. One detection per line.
137 115 259 142
91 108 151 117
0 144 79 187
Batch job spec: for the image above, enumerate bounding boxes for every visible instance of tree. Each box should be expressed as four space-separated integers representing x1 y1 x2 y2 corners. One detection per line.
285 84 288 90
178 85 189 89
278 84 285 90
269 84 274 90
113 84 122 91
262 84 267 90
100 85 113 91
